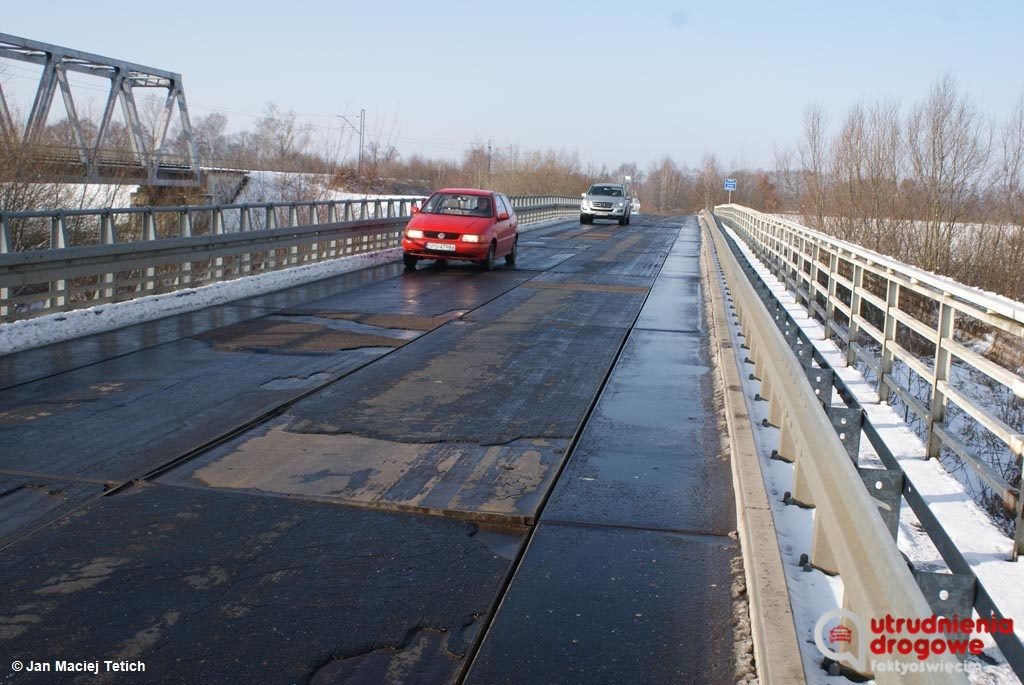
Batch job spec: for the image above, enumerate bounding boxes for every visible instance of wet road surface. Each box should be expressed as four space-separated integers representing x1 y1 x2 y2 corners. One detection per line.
0 215 739 683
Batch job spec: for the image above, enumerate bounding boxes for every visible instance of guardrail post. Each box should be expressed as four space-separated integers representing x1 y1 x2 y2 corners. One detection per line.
791 438 815 507
845 263 864 367
810 511 839 575
97 211 117 302
49 214 68 309
926 299 955 460
877 277 900 403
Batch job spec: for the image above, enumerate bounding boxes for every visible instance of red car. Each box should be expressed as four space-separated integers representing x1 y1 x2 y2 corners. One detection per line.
402 188 518 270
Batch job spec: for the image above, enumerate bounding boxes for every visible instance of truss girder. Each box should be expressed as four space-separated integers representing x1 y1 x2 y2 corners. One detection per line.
0 32 200 187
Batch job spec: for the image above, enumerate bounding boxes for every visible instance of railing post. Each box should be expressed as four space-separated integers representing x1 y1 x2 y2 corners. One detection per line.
178 209 192 287
288 204 300 265
877 277 900 403
48 214 68 310
1013 490 1024 561
0 213 10 319
100 211 117 301
807 241 821 326
926 299 955 460
824 251 839 340
845 263 864 367
142 210 157 292
213 208 224 280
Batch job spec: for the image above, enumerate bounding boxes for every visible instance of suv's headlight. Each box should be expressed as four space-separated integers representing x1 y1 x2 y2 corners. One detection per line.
406 229 424 238
616 201 625 207
581 200 590 208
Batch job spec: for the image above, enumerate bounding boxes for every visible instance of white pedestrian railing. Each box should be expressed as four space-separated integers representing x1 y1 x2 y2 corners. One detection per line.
715 204 1024 560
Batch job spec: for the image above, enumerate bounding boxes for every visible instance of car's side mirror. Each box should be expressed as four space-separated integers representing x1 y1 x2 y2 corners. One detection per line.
411 205 420 214
580 192 586 198
497 211 510 221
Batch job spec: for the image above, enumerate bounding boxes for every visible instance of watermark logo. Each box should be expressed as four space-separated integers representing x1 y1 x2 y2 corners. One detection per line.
814 608 1015 676
815 609 869 672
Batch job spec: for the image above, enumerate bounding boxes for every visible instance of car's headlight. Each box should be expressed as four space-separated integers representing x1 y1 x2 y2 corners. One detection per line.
462 234 483 243
616 201 625 207
406 229 424 238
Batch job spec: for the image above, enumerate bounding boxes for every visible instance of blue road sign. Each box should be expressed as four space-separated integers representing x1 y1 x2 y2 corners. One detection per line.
724 179 737 191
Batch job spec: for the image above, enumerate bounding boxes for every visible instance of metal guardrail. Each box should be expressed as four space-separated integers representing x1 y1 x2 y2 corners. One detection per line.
715 204 1024 560
0 195 581 320
702 210 964 683
707 208 1024 678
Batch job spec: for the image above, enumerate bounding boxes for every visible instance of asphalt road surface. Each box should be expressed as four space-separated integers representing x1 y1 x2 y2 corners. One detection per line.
0 214 738 684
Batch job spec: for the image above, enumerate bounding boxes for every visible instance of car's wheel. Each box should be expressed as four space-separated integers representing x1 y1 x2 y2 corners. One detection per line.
505 237 518 265
625 214 631 225
618 216 627 225
403 253 418 270
481 243 496 271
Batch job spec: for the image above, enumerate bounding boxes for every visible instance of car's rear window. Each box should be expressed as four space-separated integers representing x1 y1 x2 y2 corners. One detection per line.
421 193 493 217
588 186 623 197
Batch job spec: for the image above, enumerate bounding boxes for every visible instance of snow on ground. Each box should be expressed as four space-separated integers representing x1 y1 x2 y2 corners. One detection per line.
236 170 423 205
715 224 1021 683
0 216 567 356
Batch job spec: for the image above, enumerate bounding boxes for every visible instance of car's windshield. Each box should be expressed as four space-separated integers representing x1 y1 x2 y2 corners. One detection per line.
588 185 623 197
421 193 493 217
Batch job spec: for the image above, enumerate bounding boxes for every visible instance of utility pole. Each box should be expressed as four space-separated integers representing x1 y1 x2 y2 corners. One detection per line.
337 108 366 180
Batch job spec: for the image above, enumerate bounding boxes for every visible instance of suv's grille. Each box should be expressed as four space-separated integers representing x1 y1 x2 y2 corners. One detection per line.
593 201 613 209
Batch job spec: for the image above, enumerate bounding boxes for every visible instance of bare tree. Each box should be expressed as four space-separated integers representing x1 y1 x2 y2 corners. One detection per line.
798 104 830 229
906 74 993 275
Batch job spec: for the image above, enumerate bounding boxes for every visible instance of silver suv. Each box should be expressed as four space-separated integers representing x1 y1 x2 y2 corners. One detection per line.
580 183 632 225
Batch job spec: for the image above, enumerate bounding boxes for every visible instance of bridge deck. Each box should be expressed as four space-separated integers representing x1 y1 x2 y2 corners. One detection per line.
0 215 739 683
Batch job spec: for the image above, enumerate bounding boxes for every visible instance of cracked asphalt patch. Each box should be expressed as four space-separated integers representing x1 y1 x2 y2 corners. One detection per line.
162 420 567 523
0 484 524 684
195 319 404 353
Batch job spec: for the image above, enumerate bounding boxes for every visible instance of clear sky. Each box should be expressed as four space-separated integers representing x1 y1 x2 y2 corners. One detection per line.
2 0 1022 171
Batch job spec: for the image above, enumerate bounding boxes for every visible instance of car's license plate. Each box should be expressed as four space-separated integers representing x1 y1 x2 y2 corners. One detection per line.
426 242 456 252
